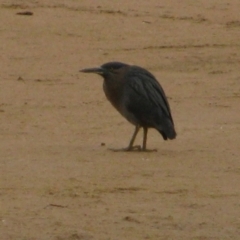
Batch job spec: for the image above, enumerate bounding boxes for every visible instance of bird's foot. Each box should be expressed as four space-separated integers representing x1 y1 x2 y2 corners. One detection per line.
109 145 141 152
141 148 157 152
109 145 157 152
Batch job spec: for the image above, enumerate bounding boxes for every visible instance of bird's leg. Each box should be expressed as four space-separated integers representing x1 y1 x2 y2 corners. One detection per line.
142 127 148 151
109 125 141 152
142 127 157 152
126 125 141 151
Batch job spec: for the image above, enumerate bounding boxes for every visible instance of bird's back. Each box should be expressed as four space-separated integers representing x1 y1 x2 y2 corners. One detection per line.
120 66 176 139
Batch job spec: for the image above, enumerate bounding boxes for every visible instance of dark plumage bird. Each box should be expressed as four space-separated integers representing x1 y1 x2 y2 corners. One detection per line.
80 62 176 151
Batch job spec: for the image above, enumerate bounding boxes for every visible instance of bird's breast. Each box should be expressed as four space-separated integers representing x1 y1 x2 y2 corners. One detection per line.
103 81 122 109
103 80 139 126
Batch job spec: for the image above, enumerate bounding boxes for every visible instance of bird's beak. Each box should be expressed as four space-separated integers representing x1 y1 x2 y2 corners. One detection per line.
80 67 104 74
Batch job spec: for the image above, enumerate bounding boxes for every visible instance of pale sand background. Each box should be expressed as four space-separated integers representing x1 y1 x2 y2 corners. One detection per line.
1 1 240 239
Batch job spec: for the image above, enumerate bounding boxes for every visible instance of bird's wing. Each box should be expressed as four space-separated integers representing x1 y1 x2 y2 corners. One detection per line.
126 70 174 124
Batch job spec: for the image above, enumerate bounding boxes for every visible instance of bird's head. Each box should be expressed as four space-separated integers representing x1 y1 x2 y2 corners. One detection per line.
80 62 129 78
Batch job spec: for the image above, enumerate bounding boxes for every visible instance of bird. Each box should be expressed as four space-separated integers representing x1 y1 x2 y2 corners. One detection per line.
80 61 176 152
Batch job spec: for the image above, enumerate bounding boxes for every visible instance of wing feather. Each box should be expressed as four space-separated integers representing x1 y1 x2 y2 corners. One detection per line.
125 67 174 125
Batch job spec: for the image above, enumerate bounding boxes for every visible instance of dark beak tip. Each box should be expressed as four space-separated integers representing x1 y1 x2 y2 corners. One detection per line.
79 68 91 73
79 67 103 74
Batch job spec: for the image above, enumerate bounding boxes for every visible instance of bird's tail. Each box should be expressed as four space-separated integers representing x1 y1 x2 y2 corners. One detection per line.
157 119 177 140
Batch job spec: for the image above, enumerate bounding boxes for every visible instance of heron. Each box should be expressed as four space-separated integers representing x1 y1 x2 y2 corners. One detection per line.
80 62 176 151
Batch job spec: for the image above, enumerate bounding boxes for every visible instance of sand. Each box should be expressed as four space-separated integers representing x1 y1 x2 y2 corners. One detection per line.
1 1 240 239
